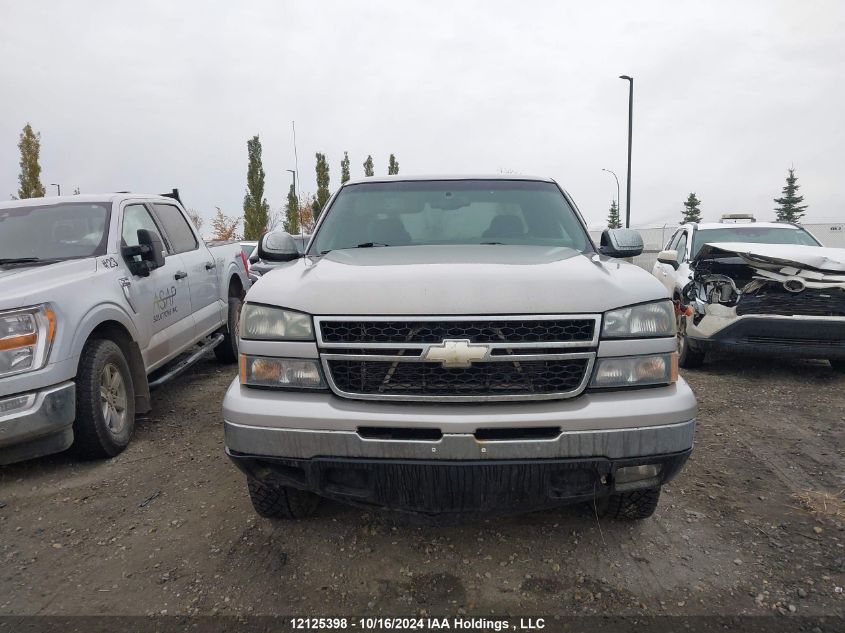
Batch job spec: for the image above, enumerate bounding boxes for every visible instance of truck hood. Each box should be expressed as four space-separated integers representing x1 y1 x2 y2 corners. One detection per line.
248 245 668 315
0 258 98 310
693 242 845 273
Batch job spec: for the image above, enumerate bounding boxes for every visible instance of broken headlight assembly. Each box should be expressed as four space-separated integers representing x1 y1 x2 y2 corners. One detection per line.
602 300 675 338
0 304 56 378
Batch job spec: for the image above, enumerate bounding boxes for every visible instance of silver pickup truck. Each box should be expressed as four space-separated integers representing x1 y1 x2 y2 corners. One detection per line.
0 193 249 464
223 175 697 520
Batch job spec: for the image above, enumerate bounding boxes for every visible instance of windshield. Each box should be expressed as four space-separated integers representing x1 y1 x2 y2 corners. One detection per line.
691 226 820 258
309 180 591 255
0 202 111 262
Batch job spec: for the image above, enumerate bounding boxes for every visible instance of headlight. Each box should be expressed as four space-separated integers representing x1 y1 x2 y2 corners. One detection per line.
0 305 56 378
240 355 327 390
240 304 313 340
602 301 675 338
590 353 678 389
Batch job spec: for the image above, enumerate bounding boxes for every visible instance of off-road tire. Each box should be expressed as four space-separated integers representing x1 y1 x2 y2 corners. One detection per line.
677 314 705 369
599 486 661 520
214 296 242 364
830 359 845 373
247 478 320 519
73 338 136 459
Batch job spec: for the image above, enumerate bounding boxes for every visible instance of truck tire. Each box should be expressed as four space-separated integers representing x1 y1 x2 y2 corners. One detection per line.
830 359 845 373
677 315 705 369
247 477 320 519
214 296 242 364
599 486 661 520
73 339 136 459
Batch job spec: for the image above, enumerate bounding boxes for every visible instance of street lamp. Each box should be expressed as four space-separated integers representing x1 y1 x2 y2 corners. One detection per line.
50 183 61 196
601 168 620 213
619 75 633 228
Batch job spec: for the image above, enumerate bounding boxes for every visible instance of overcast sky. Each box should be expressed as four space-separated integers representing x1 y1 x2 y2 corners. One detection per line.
1 0 843 231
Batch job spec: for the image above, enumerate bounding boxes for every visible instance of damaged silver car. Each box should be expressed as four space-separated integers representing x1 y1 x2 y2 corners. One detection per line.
654 221 845 371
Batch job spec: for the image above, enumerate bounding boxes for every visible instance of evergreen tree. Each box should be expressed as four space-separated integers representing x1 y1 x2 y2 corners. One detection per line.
681 193 702 223
340 151 351 184
363 155 374 177
607 200 622 229
284 183 300 234
774 167 808 223
17 123 46 199
313 152 331 219
388 153 399 175
242 135 269 240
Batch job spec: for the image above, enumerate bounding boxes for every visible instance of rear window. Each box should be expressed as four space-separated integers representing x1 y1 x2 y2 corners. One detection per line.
153 203 198 254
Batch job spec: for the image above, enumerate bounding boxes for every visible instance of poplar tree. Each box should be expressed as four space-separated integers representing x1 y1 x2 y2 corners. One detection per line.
313 152 331 219
681 193 702 223
363 155 374 177
284 184 300 234
607 200 622 229
242 135 269 239
774 167 808 223
341 151 351 184
388 154 399 175
17 123 46 199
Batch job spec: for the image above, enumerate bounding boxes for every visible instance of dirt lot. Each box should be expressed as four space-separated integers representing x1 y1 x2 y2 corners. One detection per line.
1 356 844 622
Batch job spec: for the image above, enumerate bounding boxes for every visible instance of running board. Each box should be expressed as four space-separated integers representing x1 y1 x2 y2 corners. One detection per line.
148 333 225 390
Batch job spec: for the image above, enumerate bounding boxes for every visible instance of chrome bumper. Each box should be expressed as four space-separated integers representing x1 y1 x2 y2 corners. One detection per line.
0 382 75 464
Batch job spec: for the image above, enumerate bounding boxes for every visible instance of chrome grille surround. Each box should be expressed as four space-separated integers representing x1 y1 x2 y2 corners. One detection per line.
315 314 600 402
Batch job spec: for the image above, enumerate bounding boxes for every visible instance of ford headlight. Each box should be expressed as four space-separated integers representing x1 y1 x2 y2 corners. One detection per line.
0 305 56 378
590 353 678 389
602 301 675 338
240 304 313 340
240 355 326 390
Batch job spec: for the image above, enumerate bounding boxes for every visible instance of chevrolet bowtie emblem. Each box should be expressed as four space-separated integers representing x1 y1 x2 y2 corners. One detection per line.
423 339 489 368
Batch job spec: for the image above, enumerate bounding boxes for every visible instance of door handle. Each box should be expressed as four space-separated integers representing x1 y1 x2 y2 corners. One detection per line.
175 271 188 280
205 261 215 270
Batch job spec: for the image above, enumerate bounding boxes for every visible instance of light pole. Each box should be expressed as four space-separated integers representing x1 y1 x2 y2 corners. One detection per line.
619 75 633 228
601 168 620 216
50 183 61 196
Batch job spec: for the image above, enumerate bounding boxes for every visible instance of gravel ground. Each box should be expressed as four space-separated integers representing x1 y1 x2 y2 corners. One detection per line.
1 355 844 621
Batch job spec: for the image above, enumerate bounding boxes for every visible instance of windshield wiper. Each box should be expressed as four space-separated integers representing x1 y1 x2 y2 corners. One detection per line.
480 242 504 245
0 257 64 266
356 242 391 248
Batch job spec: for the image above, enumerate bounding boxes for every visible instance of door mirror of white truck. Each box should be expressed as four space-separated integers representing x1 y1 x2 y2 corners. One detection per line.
657 249 681 270
258 231 301 262
599 228 644 258
122 229 166 277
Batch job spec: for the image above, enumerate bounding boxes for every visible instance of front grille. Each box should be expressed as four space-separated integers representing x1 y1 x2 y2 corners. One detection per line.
737 287 845 317
744 335 844 348
326 358 590 399
319 318 595 344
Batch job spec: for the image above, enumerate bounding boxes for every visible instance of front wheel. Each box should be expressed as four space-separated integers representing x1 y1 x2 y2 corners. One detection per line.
214 296 242 364
677 314 705 369
247 478 320 519
73 339 136 459
598 486 661 520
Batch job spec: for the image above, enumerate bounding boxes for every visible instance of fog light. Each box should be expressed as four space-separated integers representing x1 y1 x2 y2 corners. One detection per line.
0 393 36 415
614 464 661 492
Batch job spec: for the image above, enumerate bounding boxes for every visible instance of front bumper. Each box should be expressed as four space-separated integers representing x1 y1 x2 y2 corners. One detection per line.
223 378 696 513
689 316 845 359
0 382 75 465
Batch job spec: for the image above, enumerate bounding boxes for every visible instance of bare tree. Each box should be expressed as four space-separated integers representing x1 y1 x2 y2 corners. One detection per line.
186 208 204 233
266 206 284 232
210 207 241 241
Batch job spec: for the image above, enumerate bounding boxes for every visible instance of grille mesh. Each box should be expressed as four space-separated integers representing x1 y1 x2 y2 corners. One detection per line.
737 288 845 317
319 319 595 344
327 358 589 397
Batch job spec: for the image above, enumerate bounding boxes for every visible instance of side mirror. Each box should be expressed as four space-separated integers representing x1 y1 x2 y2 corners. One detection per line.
599 228 644 258
122 229 166 277
258 231 301 262
657 249 681 270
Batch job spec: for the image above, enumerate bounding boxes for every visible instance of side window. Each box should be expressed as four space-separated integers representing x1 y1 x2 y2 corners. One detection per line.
675 231 689 260
122 204 162 249
666 230 681 250
152 204 198 254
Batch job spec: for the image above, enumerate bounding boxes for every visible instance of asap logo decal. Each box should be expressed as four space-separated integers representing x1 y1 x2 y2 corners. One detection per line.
153 286 178 323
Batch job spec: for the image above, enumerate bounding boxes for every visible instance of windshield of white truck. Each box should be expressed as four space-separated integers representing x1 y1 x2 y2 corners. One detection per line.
691 226 821 258
0 202 110 264
309 180 591 255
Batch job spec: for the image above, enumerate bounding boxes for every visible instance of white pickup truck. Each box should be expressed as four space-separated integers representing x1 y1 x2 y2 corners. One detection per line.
0 192 250 464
